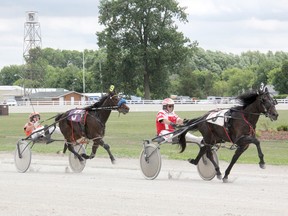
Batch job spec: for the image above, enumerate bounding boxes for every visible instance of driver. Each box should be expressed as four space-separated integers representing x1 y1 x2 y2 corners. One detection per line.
156 98 203 144
24 112 54 143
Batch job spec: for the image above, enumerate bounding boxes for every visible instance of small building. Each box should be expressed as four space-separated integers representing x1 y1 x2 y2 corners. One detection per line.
0 85 23 101
83 92 104 103
29 91 88 105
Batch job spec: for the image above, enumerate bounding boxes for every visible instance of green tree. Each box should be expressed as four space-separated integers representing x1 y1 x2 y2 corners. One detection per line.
213 80 229 96
252 60 280 88
97 0 191 99
43 66 64 88
270 61 288 94
23 47 48 88
41 48 66 68
178 69 218 98
222 68 254 96
0 65 25 85
90 49 108 93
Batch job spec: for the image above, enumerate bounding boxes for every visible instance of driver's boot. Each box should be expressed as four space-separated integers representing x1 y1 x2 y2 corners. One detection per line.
44 126 53 144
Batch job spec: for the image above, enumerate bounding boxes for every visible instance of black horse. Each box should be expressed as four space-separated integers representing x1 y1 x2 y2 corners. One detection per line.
178 86 278 183
55 86 130 163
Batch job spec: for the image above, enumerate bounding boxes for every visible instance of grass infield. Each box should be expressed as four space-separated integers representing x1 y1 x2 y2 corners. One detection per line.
0 110 287 165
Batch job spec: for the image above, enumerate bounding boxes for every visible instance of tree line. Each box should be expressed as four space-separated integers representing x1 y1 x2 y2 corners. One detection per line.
1 0 288 99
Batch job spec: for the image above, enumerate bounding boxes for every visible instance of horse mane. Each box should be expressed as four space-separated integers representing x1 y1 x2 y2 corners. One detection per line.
236 90 260 109
85 94 110 110
94 94 108 107
54 94 110 120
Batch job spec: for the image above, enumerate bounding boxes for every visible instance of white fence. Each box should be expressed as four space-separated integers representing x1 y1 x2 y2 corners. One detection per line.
11 98 288 106
7 101 288 114
275 99 288 104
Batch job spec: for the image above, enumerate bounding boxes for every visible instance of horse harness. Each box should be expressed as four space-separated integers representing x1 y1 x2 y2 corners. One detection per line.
68 102 121 142
208 109 256 148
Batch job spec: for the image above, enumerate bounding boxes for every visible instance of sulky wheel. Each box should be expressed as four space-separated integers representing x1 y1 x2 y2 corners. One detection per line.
139 143 162 180
14 140 32 173
197 150 219 181
69 144 86 173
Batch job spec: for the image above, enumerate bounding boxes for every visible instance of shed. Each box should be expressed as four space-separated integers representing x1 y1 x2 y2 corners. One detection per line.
29 91 88 105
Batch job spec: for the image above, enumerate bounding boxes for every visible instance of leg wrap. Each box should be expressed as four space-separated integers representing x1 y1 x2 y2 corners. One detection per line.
185 132 203 144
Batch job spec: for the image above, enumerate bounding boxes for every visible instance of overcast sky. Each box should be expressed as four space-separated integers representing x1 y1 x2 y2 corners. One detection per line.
1 0 288 69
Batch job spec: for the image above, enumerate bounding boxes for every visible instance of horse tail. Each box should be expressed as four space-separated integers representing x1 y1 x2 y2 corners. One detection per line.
178 131 188 153
178 116 203 153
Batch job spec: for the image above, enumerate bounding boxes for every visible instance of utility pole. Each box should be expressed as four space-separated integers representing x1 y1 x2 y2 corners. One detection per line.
83 50 86 93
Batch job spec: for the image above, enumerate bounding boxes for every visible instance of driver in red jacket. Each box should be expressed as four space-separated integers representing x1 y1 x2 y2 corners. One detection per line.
156 98 202 144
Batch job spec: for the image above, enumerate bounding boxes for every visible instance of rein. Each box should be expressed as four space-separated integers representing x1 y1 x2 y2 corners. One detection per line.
229 108 263 117
88 97 126 111
90 106 119 111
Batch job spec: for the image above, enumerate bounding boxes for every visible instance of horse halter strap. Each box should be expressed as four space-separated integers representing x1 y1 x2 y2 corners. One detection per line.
92 95 126 111
259 93 275 117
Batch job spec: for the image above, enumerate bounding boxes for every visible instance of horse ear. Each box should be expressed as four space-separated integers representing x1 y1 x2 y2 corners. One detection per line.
258 83 266 94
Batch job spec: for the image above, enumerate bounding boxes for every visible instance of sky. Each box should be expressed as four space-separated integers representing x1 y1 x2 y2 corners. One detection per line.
1 0 288 69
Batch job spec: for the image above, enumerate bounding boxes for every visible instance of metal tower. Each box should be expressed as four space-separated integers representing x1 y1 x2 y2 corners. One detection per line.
23 11 42 60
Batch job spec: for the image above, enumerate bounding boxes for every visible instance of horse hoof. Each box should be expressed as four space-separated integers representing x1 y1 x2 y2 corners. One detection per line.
188 158 195 165
222 177 228 183
81 154 89 159
259 163 266 169
217 174 222 180
111 159 116 165
57 150 65 155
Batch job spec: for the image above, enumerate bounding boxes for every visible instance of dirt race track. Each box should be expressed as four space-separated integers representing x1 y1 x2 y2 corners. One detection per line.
0 152 287 216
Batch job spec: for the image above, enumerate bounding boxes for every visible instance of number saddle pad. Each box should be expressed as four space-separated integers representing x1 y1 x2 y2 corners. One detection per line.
67 109 86 122
206 109 230 127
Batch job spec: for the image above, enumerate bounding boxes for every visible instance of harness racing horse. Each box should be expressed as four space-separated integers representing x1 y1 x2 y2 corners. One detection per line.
178 85 278 183
55 86 129 164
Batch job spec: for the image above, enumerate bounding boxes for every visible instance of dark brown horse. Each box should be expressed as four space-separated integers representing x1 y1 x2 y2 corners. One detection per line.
55 86 130 163
178 85 278 183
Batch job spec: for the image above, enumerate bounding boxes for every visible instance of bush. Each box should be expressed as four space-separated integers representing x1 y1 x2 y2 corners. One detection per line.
277 125 288 131
274 94 288 99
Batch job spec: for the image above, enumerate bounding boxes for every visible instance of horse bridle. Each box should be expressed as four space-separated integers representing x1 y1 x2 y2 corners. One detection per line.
259 92 277 118
92 95 126 111
229 92 277 118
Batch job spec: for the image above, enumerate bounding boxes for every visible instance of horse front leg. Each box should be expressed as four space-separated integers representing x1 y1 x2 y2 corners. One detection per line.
223 144 249 183
253 138 265 169
81 139 116 164
101 142 116 164
88 139 116 163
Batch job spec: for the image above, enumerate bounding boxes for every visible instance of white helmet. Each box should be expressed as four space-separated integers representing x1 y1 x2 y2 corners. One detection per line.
162 98 175 111
162 98 174 105
29 112 40 121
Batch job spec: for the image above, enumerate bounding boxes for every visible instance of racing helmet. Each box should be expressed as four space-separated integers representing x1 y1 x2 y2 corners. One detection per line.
29 112 40 121
162 98 174 110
